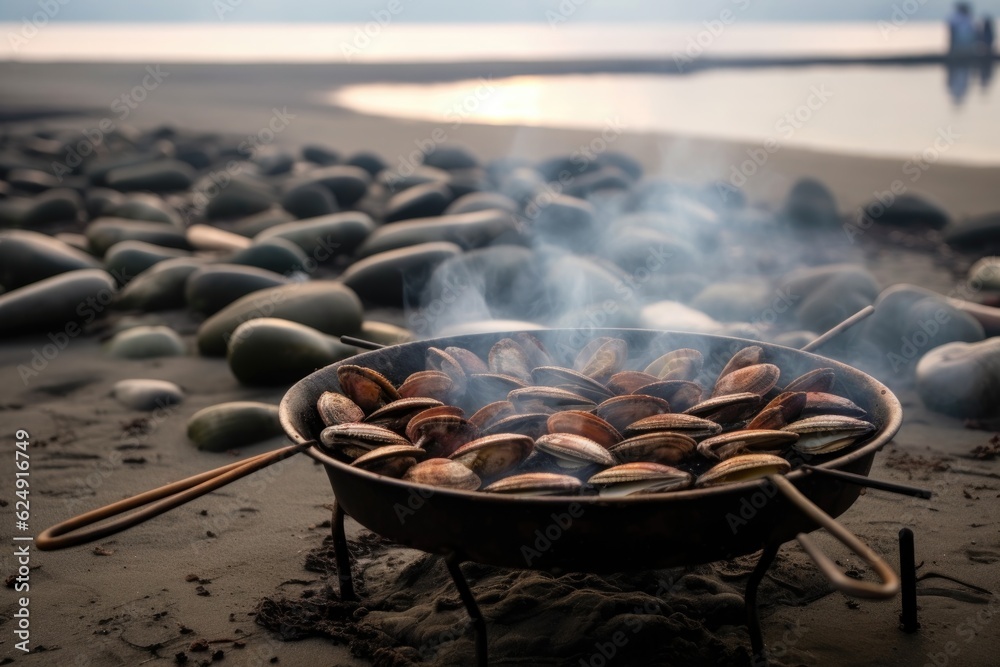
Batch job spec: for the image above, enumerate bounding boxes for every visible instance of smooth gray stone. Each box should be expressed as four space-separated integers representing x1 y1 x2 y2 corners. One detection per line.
114 258 205 311
782 177 839 227
106 159 196 192
186 401 283 451
529 194 598 251
111 193 182 225
422 144 479 170
383 181 453 223
86 217 191 256
539 254 634 317
106 325 186 359
0 197 32 226
442 168 491 198
916 337 1000 419
226 318 357 386
112 379 184 411
377 165 449 193
862 192 949 230
499 167 546 204
6 168 58 193
104 240 191 286
226 237 312 275
291 165 370 207
202 173 276 220
254 151 295 176
341 241 461 306
0 229 102 290
302 144 341 166
345 151 386 176
0 268 116 336
691 281 774 323
445 191 519 215
254 211 374 260
228 207 295 237
197 280 363 356
597 151 644 181
85 188 124 219
280 182 338 219
356 209 517 258
85 150 168 186
602 226 699 275
22 188 83 226
862 284 942 353
563 166 633 199
185 264 292 316
944 212 1000 250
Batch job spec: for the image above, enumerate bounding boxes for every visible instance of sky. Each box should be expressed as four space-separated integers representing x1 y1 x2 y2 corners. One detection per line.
1 0 999 23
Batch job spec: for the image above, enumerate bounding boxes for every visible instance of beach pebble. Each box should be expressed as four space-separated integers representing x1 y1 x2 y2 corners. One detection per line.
383 181 453 222
106 159 196 192
84 188 124 219
968 257 1000 292
422 144 479 171
22 188 83 227
782 177 839 227
186 401 284 452
227 318 358 385
345 151 386 176
690 281 773 322
112 379 184 411
254 211 374 260
916 337 1000 419
0 229 102 290
85 150 169 186
280 183 339 219
6 168 58 193
597 151 644 181
945 212 1000 251
529 195 598 251
302 144 341 166
106 325 187 358
226 237 312 275
111 194 182 225
445 191 519 215
341 241 461 306
197 281 363 356
863 192 949 230
254 150 295 176
603 227 699 276
0 197 33 226
115 258 206 311
377 165 449 192
228 207 296 238
640 301 722 333
541 254 630 315
202 174 276 220
563 166 633 199
86 218 190 256
185 264 291 315
0 268 115 336
185 224 251 252
356 209 518 257
293 165 370 207
104 240 191 286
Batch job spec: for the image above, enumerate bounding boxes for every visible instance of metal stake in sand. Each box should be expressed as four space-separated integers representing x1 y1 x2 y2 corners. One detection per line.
899 528 920 633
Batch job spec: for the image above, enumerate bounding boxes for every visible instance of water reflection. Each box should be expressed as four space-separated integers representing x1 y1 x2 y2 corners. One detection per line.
946 58 995 104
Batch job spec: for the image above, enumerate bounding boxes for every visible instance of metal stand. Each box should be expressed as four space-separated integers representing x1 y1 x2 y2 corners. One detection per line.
445 555 489 667
745 542 781 665
899 528 919 632
331 501 357 601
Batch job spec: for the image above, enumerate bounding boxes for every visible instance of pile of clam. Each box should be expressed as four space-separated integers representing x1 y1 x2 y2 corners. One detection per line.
315 335 876 497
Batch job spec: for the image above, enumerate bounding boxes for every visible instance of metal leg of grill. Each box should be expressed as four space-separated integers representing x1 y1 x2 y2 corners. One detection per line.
331 501 357 601
445 554 488 667
746 542 781 665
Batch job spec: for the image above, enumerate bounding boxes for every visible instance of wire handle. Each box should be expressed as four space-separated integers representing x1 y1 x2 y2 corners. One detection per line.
769 474 899 599
36 441 314 551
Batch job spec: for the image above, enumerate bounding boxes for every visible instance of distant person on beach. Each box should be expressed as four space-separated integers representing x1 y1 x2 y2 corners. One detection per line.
979 15 995 54
948 3 977 54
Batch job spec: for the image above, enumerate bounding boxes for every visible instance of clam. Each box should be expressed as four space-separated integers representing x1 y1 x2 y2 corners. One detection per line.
784 367 836 394
448 433 534 477
364 397 445 432
632 380 703 412
575 337 628 384
317 391 365 427
352 444 425 477
467 373 528 407
644 348 704 381
745 392 807 430
608 432 696 465
481 413 550 439
403 458 481 491
408 414 479 458
801 393 867 419
426 347 468 394
508 386 596 412
624 413 723 440
588 462 694 497
468 400 517 430
684 392 762 424
697 453 791 487
782 415 876 454
320 423 411 459
404 405 467 441
482 472 583 496
337 365 400 413
696 429 799 461
488 338 532 382
546 410 622 448
531 366 613 402
398 370 454 402
443 345 489 374
510 332 555 368
595 395 672 433
711 363 780 398
534 433 616 469
607 370 660 395
718 346 765 381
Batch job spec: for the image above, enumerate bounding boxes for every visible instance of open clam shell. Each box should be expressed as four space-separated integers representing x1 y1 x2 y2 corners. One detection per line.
351 444 426 477
508 386 597 412
488 338 533 382
398 370 454 402
782 415 876 455
696 429 799 461
317 391 365 427
595 394 672 433
575 337 628 384
624 412 723 440
403 458 481 491
801 393 868 419
644 348 704 381
717 346 765 381
531 366 613 402
632 380 703 412
336 364 401 414
409 415 479 458
711 363 780 398
468 400 517 430
534 433 616 469
606 370 660 395
320 423 411 459
684 392 762 425
608 432 696 465
745 391 807 430
448 433 534 477
696 453 792 487
784 367 836 394
481 412 550 439
482 472 583 496
546 410 622 448
426 347 468 394
588 462 694 497
364 397 445 433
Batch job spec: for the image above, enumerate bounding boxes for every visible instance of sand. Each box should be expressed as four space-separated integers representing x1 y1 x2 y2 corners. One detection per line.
1 61 1000 666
